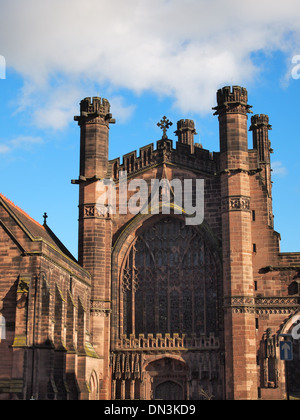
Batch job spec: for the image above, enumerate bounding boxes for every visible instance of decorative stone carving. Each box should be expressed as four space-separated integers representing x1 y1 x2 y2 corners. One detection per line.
83 204 110 218
90 300 111 317
224 296 299 315
222 196 251 212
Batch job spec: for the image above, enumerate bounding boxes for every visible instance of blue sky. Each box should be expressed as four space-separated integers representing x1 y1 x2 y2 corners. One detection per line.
0 0 300 258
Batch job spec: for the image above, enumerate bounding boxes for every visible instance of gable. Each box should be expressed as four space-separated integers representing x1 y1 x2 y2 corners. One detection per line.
0 194 76 261
0 221 24 257
0 202 31 255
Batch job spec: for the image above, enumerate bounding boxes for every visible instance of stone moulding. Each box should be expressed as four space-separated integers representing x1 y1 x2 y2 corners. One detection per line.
90 299 111 317
223 296 299 315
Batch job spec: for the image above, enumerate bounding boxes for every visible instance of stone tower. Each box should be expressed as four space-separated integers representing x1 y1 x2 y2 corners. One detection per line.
74 97 115 399
213 86 257 399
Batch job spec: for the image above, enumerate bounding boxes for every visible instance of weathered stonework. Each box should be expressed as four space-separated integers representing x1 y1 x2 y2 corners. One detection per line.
0 86 299 400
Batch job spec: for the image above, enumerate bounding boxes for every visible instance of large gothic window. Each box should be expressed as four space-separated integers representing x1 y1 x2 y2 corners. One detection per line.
121 217 219 337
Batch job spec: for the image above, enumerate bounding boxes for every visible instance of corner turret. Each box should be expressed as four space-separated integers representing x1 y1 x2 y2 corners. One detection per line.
175 119 197 154
74 97 115 180
249 114 272 163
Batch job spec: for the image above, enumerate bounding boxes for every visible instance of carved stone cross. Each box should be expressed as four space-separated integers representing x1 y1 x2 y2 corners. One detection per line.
157 116 173 139
43 212 48 226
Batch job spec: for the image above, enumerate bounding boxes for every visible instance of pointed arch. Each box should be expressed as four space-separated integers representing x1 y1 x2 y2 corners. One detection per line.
89 370 99 400
278 310 300 336
278 310 300 398
111 213 222 346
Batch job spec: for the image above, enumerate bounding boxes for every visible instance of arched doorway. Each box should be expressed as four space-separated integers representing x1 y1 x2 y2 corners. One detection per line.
280 313 300 399
145 357 188 400
155 381 183 400
288 340 300 398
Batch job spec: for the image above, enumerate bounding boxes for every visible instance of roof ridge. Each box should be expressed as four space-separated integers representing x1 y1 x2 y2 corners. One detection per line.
0 193 45 230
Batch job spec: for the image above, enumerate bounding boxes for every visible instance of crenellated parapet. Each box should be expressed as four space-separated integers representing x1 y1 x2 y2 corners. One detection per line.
175 119 197 135
250 114 272 129
74 97 115 126
109 137 218 180
114 332 220 351
213 85 252 116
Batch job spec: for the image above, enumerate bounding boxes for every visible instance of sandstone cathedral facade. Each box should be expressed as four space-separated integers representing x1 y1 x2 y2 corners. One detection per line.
0 86 299 400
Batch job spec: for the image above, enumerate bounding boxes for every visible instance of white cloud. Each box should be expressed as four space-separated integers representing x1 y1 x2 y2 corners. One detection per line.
0 145 10 154
0 136 43 153
272 161 288 177
109 96 136 124
1 0 300 129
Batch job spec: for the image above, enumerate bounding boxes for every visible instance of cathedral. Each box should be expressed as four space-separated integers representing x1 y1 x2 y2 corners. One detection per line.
0 85 299 400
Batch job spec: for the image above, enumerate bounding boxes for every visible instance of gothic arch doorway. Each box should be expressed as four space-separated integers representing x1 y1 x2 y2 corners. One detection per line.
280 313 300 398
155 381 183 400
145 357 188 400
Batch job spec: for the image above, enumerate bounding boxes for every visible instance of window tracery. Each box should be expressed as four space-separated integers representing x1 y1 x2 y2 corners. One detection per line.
121 217 219 337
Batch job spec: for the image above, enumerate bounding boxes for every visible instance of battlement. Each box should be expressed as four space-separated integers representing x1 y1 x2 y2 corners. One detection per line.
80 96 111 116
249 114 272 130
175 119 197 153
109 134 218 181
216 85 248 106
213 85 252 117
74 96 115 125
115 332 220 351
175 119 197 132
